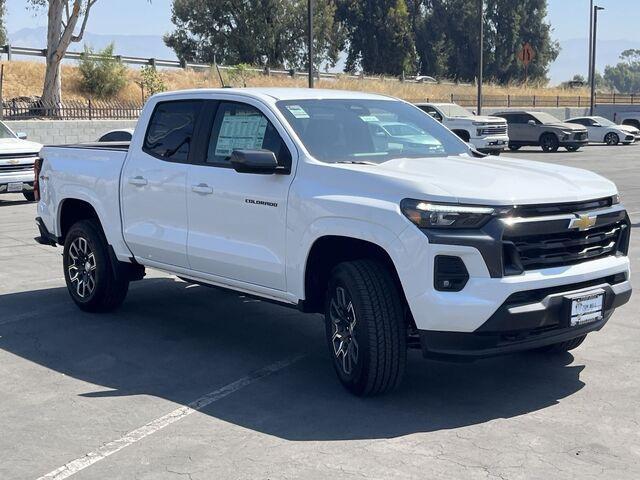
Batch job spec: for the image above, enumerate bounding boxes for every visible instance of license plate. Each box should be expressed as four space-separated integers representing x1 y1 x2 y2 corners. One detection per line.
7 182 25 192
569 291 604 327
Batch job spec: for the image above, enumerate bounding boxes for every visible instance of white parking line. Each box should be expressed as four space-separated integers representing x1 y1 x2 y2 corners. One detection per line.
35 354 305 480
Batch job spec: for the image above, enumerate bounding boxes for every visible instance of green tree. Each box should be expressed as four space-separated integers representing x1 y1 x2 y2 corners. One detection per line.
78 43 127 98
604 49 640 93
338 0 417 75
165 0 345 70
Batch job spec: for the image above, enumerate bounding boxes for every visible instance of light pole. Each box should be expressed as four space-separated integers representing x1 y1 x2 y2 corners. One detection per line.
308 0 314 88
588 0 593 84
477 0 483 115
589 5 604 115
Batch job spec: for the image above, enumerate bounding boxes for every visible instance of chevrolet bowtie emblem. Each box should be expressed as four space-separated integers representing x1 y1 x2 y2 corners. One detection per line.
569 214 597 231
7 159 19 165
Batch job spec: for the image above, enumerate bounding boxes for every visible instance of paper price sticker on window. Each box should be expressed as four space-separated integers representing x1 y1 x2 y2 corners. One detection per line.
359 115 379 123
285 105 310 119
214 114 268 157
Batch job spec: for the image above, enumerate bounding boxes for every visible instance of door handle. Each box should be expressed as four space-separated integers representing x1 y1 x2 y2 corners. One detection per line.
128 176 148 186
192 183 213 195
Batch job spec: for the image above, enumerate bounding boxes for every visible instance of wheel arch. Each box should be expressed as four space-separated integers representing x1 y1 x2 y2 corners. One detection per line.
58 197 103 243
452 129 471 142
538 130 559 142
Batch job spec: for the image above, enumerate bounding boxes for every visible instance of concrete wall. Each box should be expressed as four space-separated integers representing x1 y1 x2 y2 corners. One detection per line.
3 120 137 145
483 106 591 120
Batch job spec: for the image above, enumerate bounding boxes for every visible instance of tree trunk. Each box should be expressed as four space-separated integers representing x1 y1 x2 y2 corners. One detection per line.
41 0 64 111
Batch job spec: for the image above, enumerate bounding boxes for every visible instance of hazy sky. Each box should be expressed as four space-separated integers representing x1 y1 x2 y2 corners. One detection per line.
3 0 639 47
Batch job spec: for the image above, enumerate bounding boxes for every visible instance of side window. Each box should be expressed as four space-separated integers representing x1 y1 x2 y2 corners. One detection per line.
206 102 291 169
522 114 537 124
420 106 443 122
99 131 132 142
143 100 203 162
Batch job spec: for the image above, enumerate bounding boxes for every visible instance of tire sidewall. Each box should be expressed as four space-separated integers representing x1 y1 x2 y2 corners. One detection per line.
541 133 559 152
63 221 110 310
606 132 619 145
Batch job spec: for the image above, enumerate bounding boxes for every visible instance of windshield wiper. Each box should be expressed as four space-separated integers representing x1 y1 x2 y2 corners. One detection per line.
334 160 378 165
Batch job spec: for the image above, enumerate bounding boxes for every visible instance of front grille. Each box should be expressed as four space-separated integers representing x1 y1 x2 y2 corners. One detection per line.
0 163 34 173
574 132 588 140
506 221 624 271
479 124 507 135
511 197 615 217
0 152 38 160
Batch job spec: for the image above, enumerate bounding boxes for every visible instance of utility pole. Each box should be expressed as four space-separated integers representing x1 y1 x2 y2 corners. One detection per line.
588 0 594 84
477 0 483 114
590 5 604 116
308 0 314 88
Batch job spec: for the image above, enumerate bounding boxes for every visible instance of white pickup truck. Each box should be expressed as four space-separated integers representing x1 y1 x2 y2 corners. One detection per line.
35 88 632 396
414 102 509 154
0 121 42 201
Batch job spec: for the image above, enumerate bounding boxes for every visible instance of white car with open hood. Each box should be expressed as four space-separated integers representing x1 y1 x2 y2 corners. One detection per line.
34 88 631 396
0 121 42 201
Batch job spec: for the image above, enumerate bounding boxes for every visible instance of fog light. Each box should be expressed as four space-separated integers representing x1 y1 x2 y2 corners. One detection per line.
434 255 469 292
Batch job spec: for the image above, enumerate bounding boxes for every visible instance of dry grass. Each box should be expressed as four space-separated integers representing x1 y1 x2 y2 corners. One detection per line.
0 60 589 104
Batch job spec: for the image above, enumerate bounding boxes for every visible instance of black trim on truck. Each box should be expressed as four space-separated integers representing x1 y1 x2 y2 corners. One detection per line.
35 216 59 246
419 274 631 359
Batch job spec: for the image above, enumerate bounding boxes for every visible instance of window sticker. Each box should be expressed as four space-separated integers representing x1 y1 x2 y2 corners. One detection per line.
359 115 379 122
214 112 268 157
286 105 310 119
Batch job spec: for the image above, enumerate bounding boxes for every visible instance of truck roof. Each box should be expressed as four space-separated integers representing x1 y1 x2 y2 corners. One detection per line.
152 87 396 103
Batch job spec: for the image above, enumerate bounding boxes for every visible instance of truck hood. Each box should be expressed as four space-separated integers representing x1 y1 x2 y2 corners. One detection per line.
465 115 506 124
0 137 42 155
545 122 586 131
364 155 617 205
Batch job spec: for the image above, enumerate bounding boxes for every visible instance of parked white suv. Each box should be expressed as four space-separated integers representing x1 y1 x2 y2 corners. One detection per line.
35 88 631 396
0 121 42 201
415 102 509 154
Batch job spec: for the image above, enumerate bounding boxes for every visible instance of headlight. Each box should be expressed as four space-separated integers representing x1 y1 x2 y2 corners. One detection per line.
401 199 496 229
561 130 573 136
472 121 488 126
612 194 620 205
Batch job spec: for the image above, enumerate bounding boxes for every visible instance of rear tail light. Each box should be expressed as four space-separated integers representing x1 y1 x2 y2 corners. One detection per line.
33 157 43 201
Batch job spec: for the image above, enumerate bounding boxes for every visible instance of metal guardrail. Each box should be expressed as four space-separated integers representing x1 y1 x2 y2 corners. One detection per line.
1 99 141 120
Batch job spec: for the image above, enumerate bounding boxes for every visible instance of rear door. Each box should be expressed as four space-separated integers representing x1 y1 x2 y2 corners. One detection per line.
185 98 296 290
121 99 204 268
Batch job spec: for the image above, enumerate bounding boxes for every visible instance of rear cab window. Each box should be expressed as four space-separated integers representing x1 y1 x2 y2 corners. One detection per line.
143 100 204 162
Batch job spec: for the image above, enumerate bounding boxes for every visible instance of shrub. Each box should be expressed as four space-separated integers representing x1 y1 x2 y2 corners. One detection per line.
78 43 127 99
139 65 167 97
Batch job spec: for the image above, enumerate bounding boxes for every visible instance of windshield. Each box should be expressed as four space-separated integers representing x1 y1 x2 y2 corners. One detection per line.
531 112 562 124
593 116 616 127
277 99 467 163
0 122 16 139
438 104 473 118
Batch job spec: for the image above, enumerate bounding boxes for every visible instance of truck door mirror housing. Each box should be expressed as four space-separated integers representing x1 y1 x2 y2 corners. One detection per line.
230 149 279 174
527 120 536 126
17 132 28 140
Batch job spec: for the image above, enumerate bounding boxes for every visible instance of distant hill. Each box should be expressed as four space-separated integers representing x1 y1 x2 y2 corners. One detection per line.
549 38 639 85
8 27 177 62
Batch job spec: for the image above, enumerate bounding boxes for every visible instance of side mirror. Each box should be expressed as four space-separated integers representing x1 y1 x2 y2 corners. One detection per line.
17 132 28 140
527 120 536 126
230 149 279 174
592 123 601 127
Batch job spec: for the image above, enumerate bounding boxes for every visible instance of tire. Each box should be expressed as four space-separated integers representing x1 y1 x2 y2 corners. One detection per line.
538 334 587 353
565 145 580 152
508 144 521 151
63 219 129 312
325 260 407 396
453 130 470 142
604 132 619 146
489 150 501 156
23 191 36 202
540 133 559 152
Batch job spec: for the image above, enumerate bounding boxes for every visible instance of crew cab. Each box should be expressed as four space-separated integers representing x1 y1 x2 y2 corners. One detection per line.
494 110 589 152
35 88 632 396
414 102 509 154
0 121 42 201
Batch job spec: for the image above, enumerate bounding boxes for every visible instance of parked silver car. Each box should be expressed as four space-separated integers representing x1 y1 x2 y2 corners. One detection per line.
493 111 588 152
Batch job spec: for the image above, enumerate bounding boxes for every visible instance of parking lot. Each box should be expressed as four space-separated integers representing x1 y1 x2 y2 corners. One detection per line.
1 144 639 480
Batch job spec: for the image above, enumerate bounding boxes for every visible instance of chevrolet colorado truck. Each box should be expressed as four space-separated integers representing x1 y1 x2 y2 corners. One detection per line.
414 102 509 154
0 121 42 201
35 88 632 396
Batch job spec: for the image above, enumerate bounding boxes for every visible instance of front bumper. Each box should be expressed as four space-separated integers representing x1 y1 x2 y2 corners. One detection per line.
419 276 631 359
472 135 509 152
0 170 34 194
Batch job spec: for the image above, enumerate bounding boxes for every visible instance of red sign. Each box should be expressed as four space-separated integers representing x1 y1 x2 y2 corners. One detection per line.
517 43 535 66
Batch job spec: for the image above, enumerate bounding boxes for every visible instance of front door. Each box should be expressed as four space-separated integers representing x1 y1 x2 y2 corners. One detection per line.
186 99 296 290
121 99 204 268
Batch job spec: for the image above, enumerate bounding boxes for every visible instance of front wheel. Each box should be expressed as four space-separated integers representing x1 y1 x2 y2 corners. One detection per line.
508 144 521 151
604 132 619 145
325 260 407 396
540 133 559 152
566 145 581 152
63 219 129 312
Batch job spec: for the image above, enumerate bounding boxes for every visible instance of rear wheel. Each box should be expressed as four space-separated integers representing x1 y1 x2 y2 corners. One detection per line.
540 133 559 152
63 220 129 312
23 191 35 202
538 335 586 353
325 260 407 396
604 132 619 145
